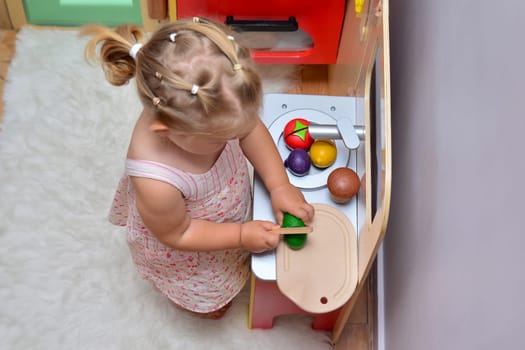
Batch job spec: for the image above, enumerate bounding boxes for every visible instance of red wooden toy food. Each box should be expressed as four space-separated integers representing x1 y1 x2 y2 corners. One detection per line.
283 118 314 150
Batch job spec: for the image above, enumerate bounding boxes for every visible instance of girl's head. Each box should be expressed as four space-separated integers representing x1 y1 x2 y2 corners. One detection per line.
83 18 262 140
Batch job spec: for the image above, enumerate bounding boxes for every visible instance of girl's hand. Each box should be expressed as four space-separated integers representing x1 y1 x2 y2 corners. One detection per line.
240 221 281 253
269 183 315 225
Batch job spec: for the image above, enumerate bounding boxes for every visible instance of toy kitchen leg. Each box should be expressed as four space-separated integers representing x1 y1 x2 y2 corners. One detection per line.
249 94 365 331
248 274 341 330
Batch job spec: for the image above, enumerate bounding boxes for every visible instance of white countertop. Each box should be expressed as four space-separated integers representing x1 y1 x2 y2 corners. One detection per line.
251 93 366 280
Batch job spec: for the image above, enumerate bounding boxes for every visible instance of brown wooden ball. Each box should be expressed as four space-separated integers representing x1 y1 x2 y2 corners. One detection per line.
327 167 361 204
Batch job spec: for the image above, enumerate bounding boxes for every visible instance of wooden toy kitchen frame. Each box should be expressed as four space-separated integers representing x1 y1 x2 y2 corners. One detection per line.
165 0 391 345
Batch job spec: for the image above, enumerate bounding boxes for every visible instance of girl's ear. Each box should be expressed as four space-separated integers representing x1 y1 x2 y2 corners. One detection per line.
150 120 170 135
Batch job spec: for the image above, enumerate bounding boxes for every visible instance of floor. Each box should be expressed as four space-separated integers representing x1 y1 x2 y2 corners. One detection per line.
0 29 16 122
0 28 375 350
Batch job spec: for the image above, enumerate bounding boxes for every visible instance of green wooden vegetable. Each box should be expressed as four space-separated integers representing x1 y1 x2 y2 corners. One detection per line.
282 213 307 250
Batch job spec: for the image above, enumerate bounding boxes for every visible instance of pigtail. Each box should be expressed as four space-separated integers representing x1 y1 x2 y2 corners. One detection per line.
81 24 144 86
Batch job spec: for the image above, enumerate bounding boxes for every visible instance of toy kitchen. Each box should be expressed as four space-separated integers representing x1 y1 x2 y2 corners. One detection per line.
246 3 391 345
169 0 392 345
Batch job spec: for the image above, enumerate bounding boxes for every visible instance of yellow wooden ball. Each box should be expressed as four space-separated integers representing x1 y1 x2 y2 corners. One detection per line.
309 140 337 168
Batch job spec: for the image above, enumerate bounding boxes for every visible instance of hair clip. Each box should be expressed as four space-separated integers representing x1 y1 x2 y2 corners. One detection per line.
233 63 242 71
155 71 163 80
192 17 200 23
152 97 161 106
169 33 177 42
191 84 200 95
129 43 143 60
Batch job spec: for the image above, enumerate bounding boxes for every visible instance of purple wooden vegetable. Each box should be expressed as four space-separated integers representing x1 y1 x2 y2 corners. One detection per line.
284 149 311 176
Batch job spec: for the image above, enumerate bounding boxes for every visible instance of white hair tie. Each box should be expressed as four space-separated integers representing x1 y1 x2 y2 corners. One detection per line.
129 43 143 59
169 33 177 42
191 84 200 95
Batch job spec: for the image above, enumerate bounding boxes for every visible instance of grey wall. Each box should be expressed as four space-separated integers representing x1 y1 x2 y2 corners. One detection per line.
384 1 525 349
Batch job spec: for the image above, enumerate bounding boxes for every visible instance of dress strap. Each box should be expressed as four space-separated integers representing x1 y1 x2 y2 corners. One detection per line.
125 159 194 198
125 140 242 201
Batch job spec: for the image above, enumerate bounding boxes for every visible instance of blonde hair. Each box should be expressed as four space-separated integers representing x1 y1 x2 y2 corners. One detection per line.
82 18 262 139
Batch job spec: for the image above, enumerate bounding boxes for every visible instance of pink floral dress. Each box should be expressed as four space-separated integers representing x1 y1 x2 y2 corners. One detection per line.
109 140 252 313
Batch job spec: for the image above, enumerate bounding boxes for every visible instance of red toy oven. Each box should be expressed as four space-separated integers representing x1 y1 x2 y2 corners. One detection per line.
175 0 346 64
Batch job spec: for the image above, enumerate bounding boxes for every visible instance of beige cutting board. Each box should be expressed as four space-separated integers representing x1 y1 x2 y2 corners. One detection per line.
276 203 358 313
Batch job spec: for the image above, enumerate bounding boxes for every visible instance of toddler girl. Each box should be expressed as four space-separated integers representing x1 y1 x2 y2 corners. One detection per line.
82 18 314 318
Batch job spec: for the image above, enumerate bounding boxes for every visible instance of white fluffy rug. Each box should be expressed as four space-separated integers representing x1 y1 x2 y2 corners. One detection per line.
0 28 333 350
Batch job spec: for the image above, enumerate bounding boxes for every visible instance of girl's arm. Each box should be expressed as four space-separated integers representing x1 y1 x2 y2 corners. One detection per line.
131 176 280 252
240 119 314 224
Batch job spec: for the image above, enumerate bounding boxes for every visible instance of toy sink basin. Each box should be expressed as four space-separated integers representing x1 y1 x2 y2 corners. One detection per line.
268 109 351 189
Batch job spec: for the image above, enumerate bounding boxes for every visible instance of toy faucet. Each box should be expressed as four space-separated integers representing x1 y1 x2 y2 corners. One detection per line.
308 119 364 150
